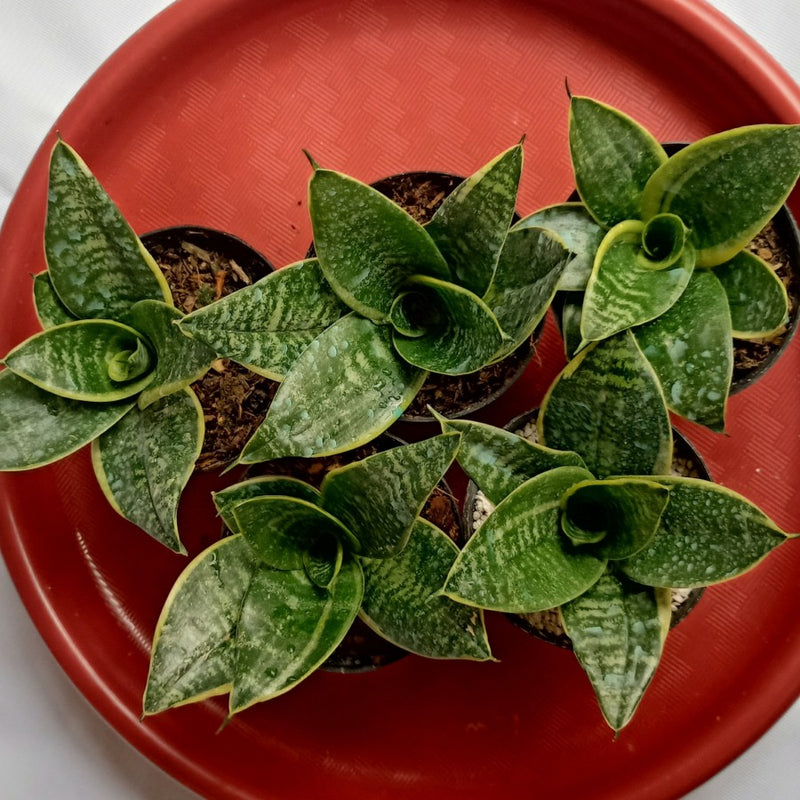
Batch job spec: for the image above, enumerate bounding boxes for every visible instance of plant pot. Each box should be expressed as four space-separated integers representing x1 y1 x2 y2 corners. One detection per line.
463 408 708 649
306 171 538 423
141 226 278 471
231 431 464 673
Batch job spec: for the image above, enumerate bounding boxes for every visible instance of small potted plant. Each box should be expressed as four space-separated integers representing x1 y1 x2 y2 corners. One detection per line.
436 331 797 731
521 93 800 431
143 433 492 717
175 143 573 462
0 140 222 552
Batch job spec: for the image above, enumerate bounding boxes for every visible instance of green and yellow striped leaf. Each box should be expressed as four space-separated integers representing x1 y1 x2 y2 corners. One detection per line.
516 203 604 292
569 96 667 229
444 467 605 613
309 168 449 322
713 250 789 338
319 433 460 558
483 226 572 359
230 557 363 714
641 125 800 266
391 276 504 375
581 220 695 342
0 370 134 470
425 144 522 297
32 271 76 329
213 476 321 534
239 315 425 463
125 300 217 409
178 259 346 380
619 477 794 587
92 388 203 552
45 140 171 319
561 571 670 732
4 320 155 402
438 416 585 506
360 518 492 660
143 535 258 715
539 331 672 478
634 269 732 431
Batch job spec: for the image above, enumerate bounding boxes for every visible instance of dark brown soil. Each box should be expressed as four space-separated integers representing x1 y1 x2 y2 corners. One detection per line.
240 432 463 672
142 227 278 471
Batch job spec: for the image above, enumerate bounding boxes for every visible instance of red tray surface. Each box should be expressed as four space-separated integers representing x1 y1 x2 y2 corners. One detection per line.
1 1 799 798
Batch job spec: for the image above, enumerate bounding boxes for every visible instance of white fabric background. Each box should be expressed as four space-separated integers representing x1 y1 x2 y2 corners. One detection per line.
0 1 797 798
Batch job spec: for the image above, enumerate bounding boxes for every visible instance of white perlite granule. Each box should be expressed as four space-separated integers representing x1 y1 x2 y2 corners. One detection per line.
469 420 698 639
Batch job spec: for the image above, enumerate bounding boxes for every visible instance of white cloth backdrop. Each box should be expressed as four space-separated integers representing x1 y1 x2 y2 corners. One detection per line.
0 1 797 798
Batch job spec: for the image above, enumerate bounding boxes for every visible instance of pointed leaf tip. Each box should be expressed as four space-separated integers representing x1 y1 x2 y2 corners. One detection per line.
302 149 321 170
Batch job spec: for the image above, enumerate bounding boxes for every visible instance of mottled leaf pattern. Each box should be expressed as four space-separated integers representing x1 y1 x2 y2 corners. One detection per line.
239 315 425 462
0 370 134 470
125 300 217 409
635 270 732 432
45 140 171 319
178 259 346 380
230 558 363 713
309 168 449 321
483 226 572 358
713 250 789 338
561 571 670 732
32 271 76 329
319 433 459 558
619 477 793 587
439 416 585 505
361 519 492 660
425 144 522 296
569 96 667 228
92 388 203 552
143 535 257 715
539 331 672 478
391 276 504 375
641 125 800 266
4 320 155 402
516 203 604 291
445 467 605 612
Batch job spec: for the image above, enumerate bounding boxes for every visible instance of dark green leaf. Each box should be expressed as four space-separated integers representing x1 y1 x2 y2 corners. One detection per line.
309 168 449 321
92 388 203 552
425 144 522 296
304 535 343 589
444 467 606 612
178 259 346 380
361 518 493 660
32 271 76 329
635 270 732 431
0 370 134 470
4 320 155 402
319 432 459 558
391 276 504 375
561 571 670 732
619 477 793 587
539 331 672 478
713 250 789 338
438 416 585 506
45 140 171 319
239 315 426 462
569 96 667 228
641 125 800 266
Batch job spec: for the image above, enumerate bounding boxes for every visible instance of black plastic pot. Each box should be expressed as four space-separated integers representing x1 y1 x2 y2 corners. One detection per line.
141 226 277 472
462 407 708 649
306 170 538 423
232 430 464 673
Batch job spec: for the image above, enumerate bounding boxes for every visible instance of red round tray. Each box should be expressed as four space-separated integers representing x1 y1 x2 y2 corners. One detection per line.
1 1 799 798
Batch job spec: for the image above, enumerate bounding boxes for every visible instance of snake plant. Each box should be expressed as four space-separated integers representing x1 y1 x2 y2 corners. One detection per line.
523 94 800 430
176 144 572 463
436 332 797 731
0 140 218 552
143 433 492 717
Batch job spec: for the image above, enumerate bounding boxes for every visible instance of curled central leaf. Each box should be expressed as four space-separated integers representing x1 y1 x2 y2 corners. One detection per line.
389 289 443 338
640 213 687 269
561 488 610 545
106 337 153 383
